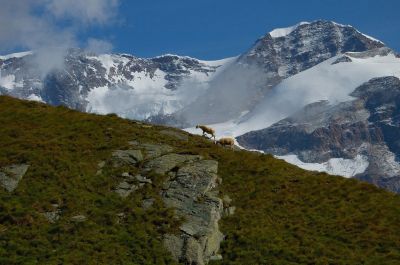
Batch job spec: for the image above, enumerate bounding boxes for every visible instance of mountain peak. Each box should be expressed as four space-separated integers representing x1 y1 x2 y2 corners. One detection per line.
268 21 310 38
266 20 384 45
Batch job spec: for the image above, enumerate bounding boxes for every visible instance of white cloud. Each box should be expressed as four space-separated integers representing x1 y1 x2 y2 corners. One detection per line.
45 0 119 25
86 38 113 54
0 0 119 75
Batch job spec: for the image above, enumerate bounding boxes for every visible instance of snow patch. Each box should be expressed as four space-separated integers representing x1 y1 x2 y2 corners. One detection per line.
198 56 238 67
95 54 116 77
269 22 310 38
85 68 194 120
0 74 16 90
0 51 33 60
276 154 369 177
27 94 44 102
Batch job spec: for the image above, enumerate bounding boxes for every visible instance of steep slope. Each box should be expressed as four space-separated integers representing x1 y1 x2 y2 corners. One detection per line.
1 96 400 264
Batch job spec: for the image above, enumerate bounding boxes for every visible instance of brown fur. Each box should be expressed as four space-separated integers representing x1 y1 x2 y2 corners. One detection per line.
196 125 215 139
216 137 235 148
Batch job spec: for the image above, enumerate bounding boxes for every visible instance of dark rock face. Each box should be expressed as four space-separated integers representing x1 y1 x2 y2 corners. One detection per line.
241 21 384 77
238 100 379 162
331 56 352 65
238 77 400 192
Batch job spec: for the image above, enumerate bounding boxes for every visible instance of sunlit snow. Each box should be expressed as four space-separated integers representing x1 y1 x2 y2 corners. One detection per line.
269 22 310 38
276 154 369 177
0 51 32 60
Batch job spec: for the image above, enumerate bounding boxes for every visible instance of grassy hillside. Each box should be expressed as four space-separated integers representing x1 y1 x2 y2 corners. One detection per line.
1 95 400 264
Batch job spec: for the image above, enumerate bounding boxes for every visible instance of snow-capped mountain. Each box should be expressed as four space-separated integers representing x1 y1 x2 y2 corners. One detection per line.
0 48 235 120
173 20 385 126
2 20 400 192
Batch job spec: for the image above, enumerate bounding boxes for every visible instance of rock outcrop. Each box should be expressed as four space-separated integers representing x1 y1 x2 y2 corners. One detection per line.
42 204 61 223
160 159 224 265
109 141 226 264
112 149 143 166
0 164 29 192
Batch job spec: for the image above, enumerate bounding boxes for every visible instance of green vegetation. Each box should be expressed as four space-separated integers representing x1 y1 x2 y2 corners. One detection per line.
1 95 400 264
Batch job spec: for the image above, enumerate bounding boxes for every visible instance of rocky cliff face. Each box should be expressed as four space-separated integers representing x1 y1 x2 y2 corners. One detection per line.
238 76 400 192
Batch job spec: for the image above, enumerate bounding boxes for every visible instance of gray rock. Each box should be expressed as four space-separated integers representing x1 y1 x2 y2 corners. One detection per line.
128 140 139 146
117 181 132 190
184 237 204 265
135 175 152 184
331 55 352 65
160 129 189 141
96 161 105 175
210 254 223 261
97 161 105 168
116 212 126 224
43 211 60 223
144 153 202 174
115 181 138 198
222 195 232 206
121 172 130 178
163 234 184 262
140 143 174 159
0 164 29 192
141 198 155 210
71 215 87 222
42 204 61 223
224 206 236 217
112 149 143 166
162 159 224 265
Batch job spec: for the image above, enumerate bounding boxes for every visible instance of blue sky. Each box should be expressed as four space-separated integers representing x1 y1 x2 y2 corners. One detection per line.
88 0 400 59
1 0 399 60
